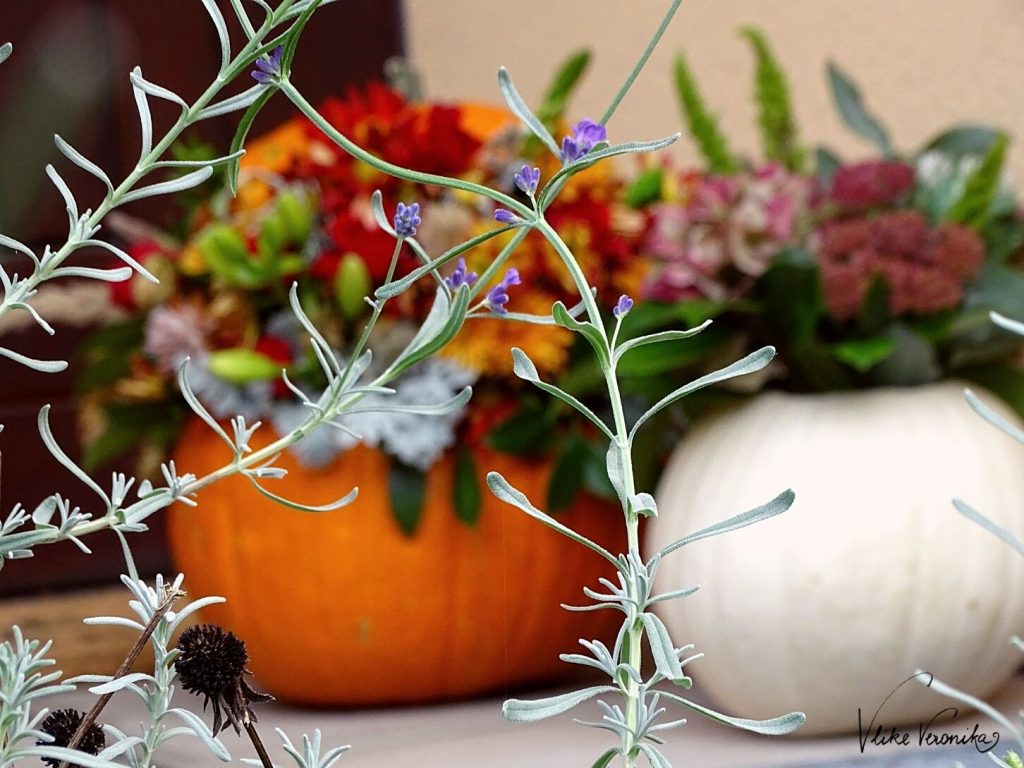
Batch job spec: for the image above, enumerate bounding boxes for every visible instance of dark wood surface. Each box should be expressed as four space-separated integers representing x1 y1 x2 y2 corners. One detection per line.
0 0 403 595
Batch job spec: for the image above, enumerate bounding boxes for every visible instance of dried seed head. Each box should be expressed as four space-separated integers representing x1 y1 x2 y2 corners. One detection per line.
37 708 105 767
174 623 272 734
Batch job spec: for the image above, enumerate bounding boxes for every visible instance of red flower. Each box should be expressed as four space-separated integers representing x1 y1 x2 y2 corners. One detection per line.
829 160 915 210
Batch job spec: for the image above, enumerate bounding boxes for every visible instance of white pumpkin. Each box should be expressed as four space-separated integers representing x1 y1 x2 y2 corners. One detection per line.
647 381 1024 736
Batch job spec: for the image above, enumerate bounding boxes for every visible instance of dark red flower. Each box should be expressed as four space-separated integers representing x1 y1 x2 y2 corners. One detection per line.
829 160 915 210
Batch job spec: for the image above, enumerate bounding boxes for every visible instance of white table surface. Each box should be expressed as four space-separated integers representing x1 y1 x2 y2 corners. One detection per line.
54 673 1024 767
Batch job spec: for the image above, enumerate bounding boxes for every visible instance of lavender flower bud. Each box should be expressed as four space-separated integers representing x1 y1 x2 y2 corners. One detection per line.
251 46 284 85
513 164 541 195
393 201 421 238
560 118 608 164
444 258 479 290
485 268 522 315
613 294 633 318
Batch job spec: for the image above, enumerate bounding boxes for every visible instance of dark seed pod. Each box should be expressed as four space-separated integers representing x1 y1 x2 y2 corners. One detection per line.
174 623 272 734
37 708 105 767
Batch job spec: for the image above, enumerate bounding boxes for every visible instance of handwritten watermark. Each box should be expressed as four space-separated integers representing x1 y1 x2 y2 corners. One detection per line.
858 672 1000 754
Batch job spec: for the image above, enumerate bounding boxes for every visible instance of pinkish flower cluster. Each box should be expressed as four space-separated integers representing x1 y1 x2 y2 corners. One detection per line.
814 210 984 321
643 164 813 301
827 159 915 210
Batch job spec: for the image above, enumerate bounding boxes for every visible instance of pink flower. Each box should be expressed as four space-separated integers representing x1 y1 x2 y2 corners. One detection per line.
829 160 915 210
143 304 209 373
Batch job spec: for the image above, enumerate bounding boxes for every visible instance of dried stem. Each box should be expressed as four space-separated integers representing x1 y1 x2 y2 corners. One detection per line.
56 585 183 768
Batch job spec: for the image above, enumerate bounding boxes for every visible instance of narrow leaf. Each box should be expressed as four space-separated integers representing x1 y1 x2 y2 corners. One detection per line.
965 388 1024 445
659 488 795 557
246 473 358 513
945 133 1008 229
129 69 188 111
502 685 616 723
0 346 67 373
119 166 214 204
0 43 11 65
953 498 1024 558
673 51 739 173
389 461 426 536
741 27 803 170
641 612 684 680
660 691 806 735
498 67 560 157
195 85 264 120
630 346 776 439
637 743 673 768
200 0 231 72
132 68 154 161
591 749 619 768
614 321 711 363
827 61 893 156
228 88 275 195
512 348 612 439
453 447 481 525
55 135 113 196
487 471 619 566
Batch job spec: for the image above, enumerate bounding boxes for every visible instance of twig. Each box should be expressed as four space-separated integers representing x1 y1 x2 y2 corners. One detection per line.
57 585 183 768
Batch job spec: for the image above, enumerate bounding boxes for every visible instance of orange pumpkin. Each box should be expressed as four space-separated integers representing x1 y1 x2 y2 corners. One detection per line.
167 418 626 705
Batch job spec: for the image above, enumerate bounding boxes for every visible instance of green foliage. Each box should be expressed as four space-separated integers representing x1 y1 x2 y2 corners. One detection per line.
624 166 664 208
388 460 427 537
740 27 804 171
672 51 740 173
827 61 894 156
945 133 1009 230
546 434 591 514
453 447 482 526
487 404 553 456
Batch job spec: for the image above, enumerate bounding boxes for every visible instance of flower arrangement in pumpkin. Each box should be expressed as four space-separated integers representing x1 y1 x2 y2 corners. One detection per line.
615 27 1024 421
78 61 646 528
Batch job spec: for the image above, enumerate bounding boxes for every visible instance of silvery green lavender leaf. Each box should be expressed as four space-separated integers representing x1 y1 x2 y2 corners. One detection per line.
498 67 561 157
487 471 620 566
243 728 350 768
0 346 67 373
511 347 613 438
389 285 471 375
953 499 1024 558
503 685 618 723
200 0 232 71
129 68 189 113
0 42 11 65
965 387 1024 445
613 320 712 364
659 691 806 735
636 743 673 768
54 135 114 197
658 489 795 558
552 300 610 367
245 472 358 512
640 612 685 681
591 749 619 768
629 345 777 440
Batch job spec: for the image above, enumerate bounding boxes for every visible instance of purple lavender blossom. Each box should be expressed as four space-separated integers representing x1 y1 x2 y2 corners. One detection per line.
444 258 478 290
494 208 522 225
252 46 284 85
560 119 608 164
513 164 541 195
393 201 421 238
485 268 522 315
612 294 633 319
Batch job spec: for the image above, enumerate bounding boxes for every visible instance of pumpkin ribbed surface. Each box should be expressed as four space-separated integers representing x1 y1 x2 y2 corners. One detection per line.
648 381 1024 735
168 418 625 705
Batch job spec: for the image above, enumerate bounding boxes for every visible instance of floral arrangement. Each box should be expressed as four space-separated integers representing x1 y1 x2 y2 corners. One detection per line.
627 28 1024 418
78 61 646 528
0 1 810 767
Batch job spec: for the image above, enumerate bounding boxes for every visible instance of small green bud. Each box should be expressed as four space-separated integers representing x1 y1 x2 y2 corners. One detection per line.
275 188 314 244
334 253 372 320
207 348 282 384
196 225 262 288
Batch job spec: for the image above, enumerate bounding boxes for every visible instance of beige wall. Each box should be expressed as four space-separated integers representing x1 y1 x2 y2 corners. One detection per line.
405 1 1024 178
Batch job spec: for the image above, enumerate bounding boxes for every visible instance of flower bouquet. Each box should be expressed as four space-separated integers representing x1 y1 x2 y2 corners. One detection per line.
631 29 1024 734
76 58 649 704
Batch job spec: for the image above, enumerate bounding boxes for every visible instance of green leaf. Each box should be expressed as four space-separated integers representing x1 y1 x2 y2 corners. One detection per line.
502 685 617 723
389 460 426 537
546 436 590 514
552 301 610 367
672 51 740 173
815 146 841 186
831 336 895 373
486 405 552 456
453 447 481 526
856 273 890 335
0 43 11 66
660 691 806 735
869 325 941 386
756 247 822 343
945 133 1009 230
498 67 560 158
957 364 1024 424
591 749 619 768
921 124 1003 160
740 27 804 171
827 61 894 156
624 166 664 208
227 87 275 196
533 49 591 138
